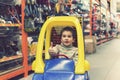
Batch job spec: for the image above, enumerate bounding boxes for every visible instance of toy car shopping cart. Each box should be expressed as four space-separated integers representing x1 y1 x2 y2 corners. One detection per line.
32 16 90 80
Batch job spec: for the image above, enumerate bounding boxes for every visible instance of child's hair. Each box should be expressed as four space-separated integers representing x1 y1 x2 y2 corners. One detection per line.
60 27 75 38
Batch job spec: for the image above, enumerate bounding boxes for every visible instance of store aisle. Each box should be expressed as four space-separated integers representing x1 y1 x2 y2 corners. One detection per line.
19 74 33 80
20 38 120 80
86 38 120 80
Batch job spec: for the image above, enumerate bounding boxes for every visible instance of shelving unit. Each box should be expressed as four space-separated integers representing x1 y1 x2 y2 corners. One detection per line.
96 0 115 45
0 0 30 80
0 0 114 79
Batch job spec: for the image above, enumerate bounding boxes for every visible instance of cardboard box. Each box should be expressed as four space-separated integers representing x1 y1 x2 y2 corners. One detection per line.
84 36 96 54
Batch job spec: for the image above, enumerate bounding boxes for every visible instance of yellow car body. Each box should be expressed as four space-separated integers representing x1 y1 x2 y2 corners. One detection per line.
32 16 90 74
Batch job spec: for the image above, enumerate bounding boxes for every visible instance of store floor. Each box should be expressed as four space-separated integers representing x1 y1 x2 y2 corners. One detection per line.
86 38 120 80
19 38 120 80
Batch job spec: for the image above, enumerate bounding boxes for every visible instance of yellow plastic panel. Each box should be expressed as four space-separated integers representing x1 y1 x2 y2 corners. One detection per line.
32 16 89 74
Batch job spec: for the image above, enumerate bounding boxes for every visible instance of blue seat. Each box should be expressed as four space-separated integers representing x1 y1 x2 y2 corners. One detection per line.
44 59 75 80
32 74 43 80
32 59 89 80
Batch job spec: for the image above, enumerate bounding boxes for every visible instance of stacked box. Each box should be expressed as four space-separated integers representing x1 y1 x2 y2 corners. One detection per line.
84 36 96 54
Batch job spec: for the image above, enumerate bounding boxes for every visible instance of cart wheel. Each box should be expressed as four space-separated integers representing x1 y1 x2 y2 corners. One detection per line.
85 71 90 80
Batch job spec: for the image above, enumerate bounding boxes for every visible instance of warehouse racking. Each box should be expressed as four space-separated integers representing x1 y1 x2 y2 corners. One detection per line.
0 0 115 79
0 0 30 80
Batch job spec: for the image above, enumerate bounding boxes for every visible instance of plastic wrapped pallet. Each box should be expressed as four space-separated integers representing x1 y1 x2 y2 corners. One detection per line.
84 35 96 54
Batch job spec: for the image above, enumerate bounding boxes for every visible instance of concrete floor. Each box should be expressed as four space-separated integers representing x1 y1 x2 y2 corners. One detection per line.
19 38 120 80
86 38 120 80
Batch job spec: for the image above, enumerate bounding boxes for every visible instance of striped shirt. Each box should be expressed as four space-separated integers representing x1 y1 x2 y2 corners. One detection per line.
51 43 78 63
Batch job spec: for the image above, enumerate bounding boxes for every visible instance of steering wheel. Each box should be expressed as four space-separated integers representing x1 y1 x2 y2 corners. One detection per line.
54 54 69 59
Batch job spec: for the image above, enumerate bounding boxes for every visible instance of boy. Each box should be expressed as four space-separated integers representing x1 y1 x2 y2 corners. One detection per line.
49 27 78 63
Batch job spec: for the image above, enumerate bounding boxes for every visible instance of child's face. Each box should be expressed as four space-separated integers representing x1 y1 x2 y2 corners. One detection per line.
61 31 74 46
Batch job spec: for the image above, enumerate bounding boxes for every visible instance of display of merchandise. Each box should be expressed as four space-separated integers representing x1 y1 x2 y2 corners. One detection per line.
0 0 115 79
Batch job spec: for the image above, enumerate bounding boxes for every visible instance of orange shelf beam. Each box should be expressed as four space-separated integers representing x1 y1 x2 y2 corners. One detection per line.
0 68 24 80
0 55 22 63
0 24 21 27
21 0 29 77
89 0 93 36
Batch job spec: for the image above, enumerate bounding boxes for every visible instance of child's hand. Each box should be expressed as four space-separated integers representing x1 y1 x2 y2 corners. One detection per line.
49 42 57 56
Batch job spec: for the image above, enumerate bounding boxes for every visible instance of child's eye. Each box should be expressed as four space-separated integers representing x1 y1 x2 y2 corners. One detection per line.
62 35 72 38
68 35 72 38
62 35 66 37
